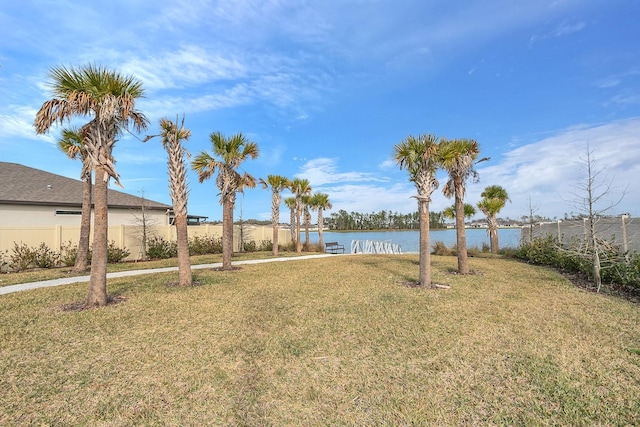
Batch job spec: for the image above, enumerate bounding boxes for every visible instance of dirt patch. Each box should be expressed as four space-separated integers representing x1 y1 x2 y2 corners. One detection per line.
56 295 128 312
558 269 640 304
400 281 451 289
211 266 242 272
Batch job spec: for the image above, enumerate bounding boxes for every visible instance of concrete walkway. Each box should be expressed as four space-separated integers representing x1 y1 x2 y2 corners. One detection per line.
0 254 336 296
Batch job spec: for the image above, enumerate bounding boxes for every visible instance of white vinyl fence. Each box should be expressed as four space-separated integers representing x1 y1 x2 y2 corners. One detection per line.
521 215 638 254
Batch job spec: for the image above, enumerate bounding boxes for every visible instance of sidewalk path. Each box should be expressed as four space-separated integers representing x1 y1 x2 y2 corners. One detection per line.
0 254 336 296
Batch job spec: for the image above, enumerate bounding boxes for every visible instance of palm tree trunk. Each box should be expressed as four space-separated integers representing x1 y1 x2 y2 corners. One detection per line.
304 208 310 250
290 208 296 245
74 174 92 272
419 197 433 287
455 189 469 274
87 165 108 307
272 222 279 256
222 199 234 269
272 197 279 257
174 214 192 286
488 215 499 253
317 208 325 251
296 202 302 253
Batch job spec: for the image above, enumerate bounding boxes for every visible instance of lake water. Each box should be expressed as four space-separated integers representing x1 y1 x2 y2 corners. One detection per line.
303 228 523 253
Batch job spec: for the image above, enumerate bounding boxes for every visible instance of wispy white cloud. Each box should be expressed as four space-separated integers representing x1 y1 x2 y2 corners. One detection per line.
294 158 384 186
320 183 417 215
0 105 52 143
121 46 247 91
472 118 640 219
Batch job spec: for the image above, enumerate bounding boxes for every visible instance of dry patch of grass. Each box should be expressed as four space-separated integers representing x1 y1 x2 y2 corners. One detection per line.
1 255 639 425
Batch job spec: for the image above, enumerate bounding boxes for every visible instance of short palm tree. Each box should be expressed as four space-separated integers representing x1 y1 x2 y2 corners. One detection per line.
394 134 440 288
289 178 312 253
443 203 477 222
192 132 259 269
35 65 148 307
284 197 297 247
158 117 193 285
439 138 486 274
259 175 291 256
477 185 510 253
57 127 92 273
309 192 332 251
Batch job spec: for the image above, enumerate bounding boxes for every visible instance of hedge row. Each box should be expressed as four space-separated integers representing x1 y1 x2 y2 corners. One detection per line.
514 235 640 289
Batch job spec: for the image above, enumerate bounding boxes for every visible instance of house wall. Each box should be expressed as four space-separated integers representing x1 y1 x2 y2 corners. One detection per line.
0 204 170 227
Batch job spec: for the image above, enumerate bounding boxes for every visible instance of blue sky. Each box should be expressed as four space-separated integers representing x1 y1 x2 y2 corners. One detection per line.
1 0 639 222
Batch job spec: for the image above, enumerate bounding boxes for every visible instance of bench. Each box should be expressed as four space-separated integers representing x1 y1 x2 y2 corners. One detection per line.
325 242 345 254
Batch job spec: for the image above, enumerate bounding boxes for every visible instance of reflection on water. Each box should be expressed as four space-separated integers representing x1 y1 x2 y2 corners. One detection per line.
303 228 523 253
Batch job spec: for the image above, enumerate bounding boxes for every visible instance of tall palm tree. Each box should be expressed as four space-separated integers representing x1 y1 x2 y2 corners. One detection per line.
35 65 148 307
439 138 486 274
192 132 259 269
57 127 92 273
309 192 332 251
284 197 297 247
477 185 510 253
289 178 312 253
259 175 291 256
394 134 440 288
159 117 192 285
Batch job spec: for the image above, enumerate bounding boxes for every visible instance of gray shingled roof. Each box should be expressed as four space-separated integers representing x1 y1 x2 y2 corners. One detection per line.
0 162 171 210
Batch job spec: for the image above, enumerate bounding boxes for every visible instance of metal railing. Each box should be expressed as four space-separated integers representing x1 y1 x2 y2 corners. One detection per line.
350 239 403 254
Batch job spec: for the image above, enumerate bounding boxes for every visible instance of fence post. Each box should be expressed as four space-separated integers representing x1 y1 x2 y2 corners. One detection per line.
557 220 562 245
622 213 630 261
54 225 62 252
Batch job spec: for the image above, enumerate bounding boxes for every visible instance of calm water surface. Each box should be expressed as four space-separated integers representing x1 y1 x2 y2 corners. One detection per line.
304 228 523 253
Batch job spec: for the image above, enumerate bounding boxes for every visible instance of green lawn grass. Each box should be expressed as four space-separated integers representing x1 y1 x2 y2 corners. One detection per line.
1 255 639 425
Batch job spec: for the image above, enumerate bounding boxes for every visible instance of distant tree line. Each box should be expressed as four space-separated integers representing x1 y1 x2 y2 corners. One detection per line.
325 209 446 230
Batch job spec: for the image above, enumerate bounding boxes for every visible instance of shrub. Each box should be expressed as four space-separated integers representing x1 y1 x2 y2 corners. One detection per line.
0 249 9 273
146 236 178 259
243 240 273 252
10 242 36 272
514 235 639 289
107 241 130 263
59 241 77 267
189 235 222 255
432 241 452 256
32 243 60 269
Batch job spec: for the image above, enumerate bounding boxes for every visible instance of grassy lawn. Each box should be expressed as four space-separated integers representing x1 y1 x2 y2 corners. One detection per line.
1 255 639 425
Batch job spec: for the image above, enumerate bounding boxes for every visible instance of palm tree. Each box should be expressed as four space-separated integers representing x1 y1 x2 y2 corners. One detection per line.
192 132 259 269
158 117 193 285
439 138 486 274
394 134 440 288
57 127 92 273
284 197 297 247
442 203 477 222
289 178 312 253
259 175 291 256
35 65 148 307
477 185 510 253
309 192 332 251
